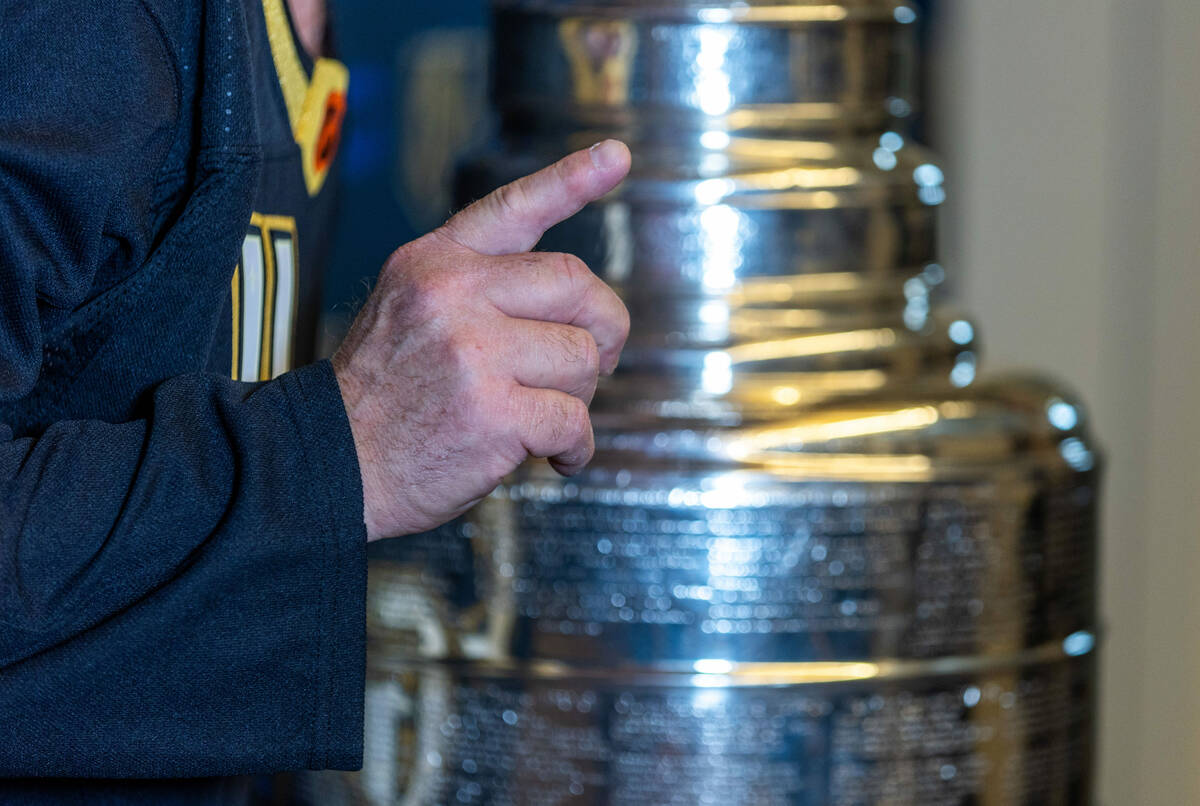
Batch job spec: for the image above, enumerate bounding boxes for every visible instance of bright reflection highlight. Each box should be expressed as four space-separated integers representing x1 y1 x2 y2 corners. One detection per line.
728 406 941 458
700 130 732 150
693 27 734 116
919 186 947 206
771 386 802 406
697 8 734 23
1047 399 1079 431
916 161 945 185
903 277 930 330
693 659 735 674
915 164 944 185
698 300 731 325
873 147 897 171
734 5 848 23
699 204 743 290
1059 437 1095 471
723 138 838 161
1063 630 1096 657
739 166 862 192
687 662 881 687
726 329 898 364
700 476 747 509
699 153 731 174
950 353 977 387
702 351 734 395
894 5 917 24
948 320 974 345
904 300 929 330
914 163 946 206
691 689 727 711
880 131 904 152
694 177 735 204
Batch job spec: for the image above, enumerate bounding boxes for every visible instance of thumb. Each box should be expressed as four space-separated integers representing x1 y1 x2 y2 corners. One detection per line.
441 140 631 256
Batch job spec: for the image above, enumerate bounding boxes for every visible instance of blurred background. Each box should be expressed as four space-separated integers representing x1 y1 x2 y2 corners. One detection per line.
321 1 1200 802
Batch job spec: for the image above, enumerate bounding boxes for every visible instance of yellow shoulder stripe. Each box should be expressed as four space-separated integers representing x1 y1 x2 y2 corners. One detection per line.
261 0 349 196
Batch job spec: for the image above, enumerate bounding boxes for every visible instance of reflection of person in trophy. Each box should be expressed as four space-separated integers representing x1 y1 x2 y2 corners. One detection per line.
560 20 637 105
0 0 631 800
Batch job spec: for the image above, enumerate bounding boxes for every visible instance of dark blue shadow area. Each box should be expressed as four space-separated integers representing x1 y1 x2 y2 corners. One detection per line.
323 0 487 326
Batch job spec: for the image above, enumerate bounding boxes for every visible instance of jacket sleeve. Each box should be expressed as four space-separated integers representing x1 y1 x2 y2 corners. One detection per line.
0 365 368 778
0 2 368 778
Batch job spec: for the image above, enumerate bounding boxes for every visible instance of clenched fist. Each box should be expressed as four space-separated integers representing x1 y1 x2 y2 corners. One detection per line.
332 141 632 540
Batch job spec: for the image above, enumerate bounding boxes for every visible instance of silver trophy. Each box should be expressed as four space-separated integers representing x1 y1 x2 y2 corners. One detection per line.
312 2 1099 803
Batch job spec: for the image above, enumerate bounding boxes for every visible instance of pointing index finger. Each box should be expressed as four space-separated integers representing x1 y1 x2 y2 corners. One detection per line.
440 140 631 256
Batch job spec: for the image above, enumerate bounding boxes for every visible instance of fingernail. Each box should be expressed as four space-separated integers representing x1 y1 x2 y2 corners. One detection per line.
589 139 626 172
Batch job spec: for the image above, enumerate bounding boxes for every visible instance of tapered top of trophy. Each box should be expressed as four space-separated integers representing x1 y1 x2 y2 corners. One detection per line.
491 0 919 135
493 0 916 22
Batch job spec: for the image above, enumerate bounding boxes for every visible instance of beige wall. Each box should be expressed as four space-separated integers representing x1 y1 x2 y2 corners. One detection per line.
930 1 1200 802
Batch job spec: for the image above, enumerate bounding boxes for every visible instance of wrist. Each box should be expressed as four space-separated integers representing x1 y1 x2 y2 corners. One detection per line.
331 357 390 540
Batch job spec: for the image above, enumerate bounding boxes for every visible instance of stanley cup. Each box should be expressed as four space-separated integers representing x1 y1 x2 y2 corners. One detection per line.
314 2 1100 803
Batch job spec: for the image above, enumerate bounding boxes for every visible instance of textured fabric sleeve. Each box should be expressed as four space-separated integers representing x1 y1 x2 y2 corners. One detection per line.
0 360 367 776
0 0 177 399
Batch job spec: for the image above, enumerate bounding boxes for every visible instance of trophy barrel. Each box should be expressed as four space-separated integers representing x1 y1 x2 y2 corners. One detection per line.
310 0 1102 802
315 379 1100 804
313 653 1094 806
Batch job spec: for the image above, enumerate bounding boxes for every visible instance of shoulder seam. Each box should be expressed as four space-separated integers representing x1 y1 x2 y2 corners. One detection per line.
135 0 184 119
135 0 185 206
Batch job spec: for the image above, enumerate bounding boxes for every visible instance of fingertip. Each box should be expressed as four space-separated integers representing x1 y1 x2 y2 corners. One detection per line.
598 345 620 376
600 321 629 375
549 457 585 477
588 139 632 187
589 139 630 170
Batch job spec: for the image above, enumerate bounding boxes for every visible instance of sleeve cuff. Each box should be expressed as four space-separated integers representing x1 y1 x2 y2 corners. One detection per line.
278 359 367 770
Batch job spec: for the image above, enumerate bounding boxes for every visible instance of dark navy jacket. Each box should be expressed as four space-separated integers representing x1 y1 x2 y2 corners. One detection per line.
0 0 366 801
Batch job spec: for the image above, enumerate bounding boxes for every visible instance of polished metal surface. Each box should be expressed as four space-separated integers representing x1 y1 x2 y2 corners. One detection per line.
457 135 943 296
306 652 1093 806
457 135 952 383
318 1 1101 803
492 0 918 136
364 379 1096 667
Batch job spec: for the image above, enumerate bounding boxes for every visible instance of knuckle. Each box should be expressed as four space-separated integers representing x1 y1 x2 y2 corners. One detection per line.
553 155 590 199
445 326 487 373
562 396 592 442
541 397 568 446
550 326 599 375
613 295 631 340
491 182 528 220
460 370 503 433
504 384 533 434
553 252 599 317
381 243 411 276
379 241 422 289
407 268 449 306
545 398 585 452
409 268 475 317
555 251 590 287
576 331 602 376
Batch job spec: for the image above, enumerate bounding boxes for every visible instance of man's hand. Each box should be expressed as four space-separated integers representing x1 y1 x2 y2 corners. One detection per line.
332 140 632 540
